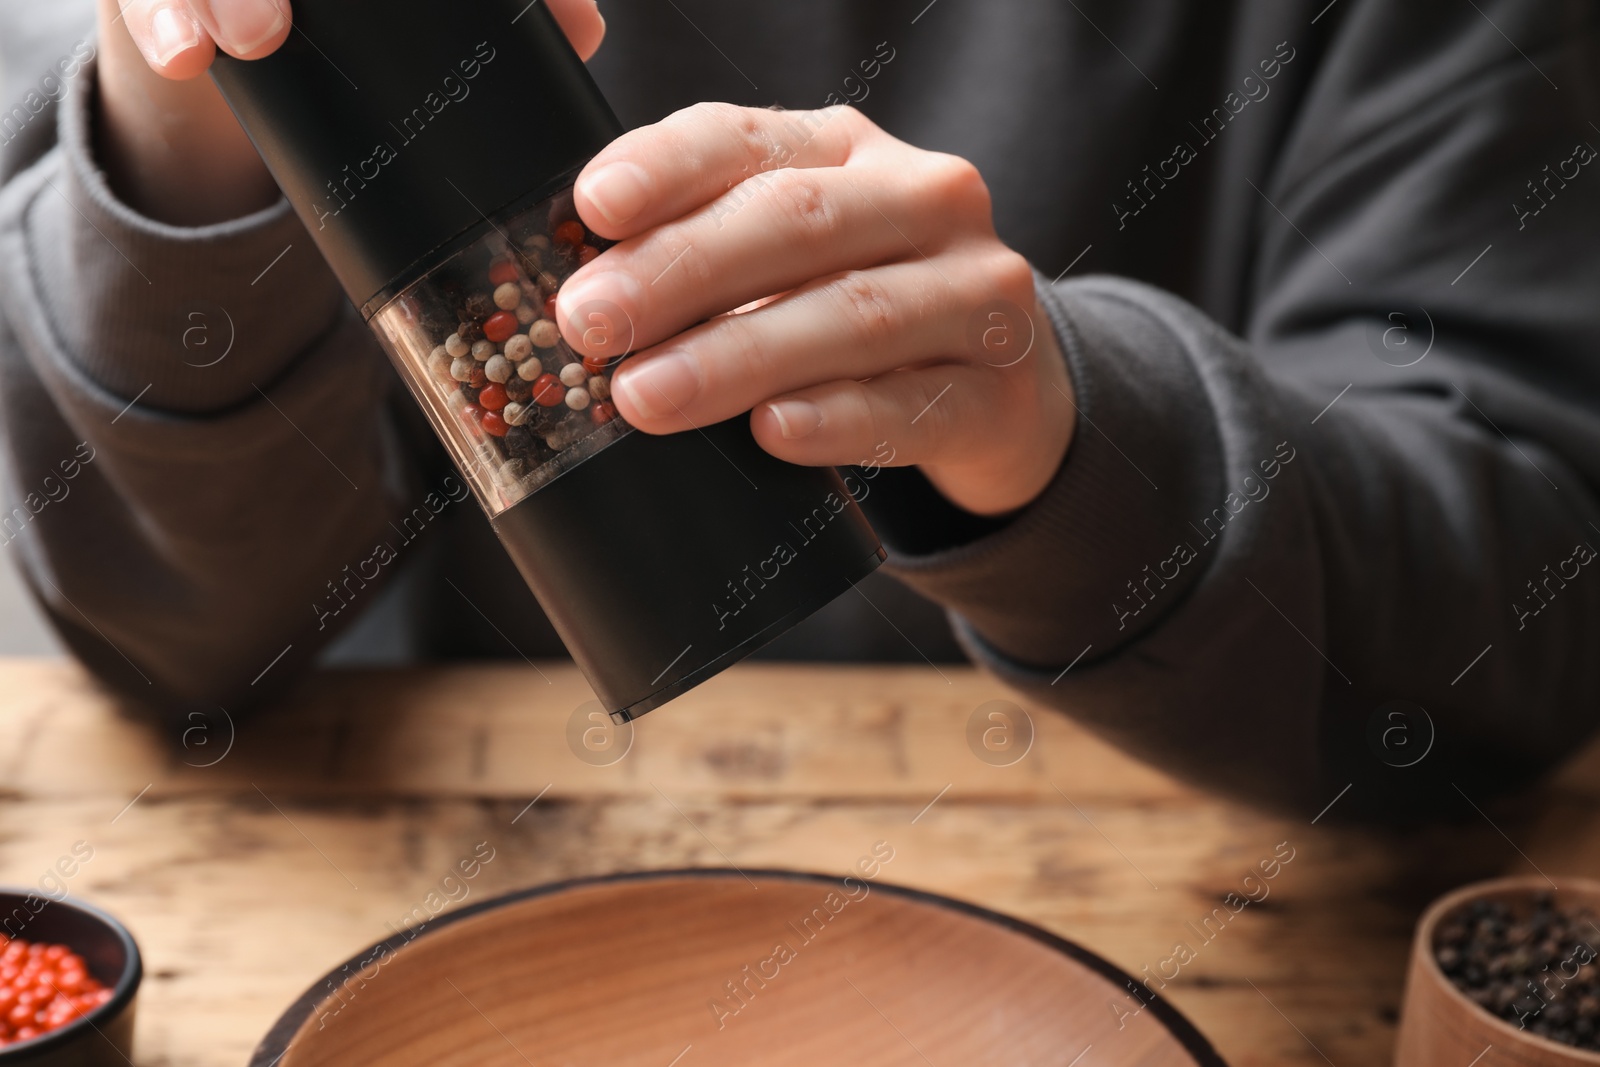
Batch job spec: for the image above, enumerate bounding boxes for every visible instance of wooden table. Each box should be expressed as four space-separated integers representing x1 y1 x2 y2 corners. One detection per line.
3 658 1597 1067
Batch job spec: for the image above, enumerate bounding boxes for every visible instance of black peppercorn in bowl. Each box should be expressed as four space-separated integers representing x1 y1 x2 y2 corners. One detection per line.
0 890 140 1065
1396 876 1600 1066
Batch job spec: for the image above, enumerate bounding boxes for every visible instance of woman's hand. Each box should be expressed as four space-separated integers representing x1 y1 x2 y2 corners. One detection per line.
561 103 1075 517
95 0 604 225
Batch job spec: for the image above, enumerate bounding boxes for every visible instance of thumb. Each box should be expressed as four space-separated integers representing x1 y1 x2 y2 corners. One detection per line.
545 0 606 61
183 0 291 61
116 0 599 81
104 0 214 80
105 0 288 80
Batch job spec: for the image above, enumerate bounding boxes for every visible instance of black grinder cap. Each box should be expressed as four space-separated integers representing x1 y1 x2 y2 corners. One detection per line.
209 0 623 318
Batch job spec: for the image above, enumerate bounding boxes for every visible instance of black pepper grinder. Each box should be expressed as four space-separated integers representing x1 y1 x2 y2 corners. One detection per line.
210 0 884 722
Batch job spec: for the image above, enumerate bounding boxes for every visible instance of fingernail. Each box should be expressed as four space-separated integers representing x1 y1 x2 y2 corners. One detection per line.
580 162 651 227
765 398 823 440
615 353 700 420
150 5 202 65
205 0 287 54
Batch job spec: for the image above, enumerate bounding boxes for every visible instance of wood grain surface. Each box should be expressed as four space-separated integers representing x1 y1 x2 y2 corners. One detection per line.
269 874 1215 1067
0 658 1595 1067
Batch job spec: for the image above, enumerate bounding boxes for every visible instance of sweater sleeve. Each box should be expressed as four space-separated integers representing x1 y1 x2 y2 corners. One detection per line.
876 0 1600 817
0 54 411 718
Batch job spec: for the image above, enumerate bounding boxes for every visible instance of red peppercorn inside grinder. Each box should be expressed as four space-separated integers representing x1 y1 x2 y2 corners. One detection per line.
210 0 884 722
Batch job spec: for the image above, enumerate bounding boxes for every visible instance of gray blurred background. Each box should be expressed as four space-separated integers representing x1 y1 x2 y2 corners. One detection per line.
0 32 61 658
0 39 54 658
0 558 57 655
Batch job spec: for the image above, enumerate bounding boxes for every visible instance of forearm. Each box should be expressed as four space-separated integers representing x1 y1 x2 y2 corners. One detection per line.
872 0 1600 817
879 277 1600 816
0 54 410 714
93 1 278 225
0 311 405 713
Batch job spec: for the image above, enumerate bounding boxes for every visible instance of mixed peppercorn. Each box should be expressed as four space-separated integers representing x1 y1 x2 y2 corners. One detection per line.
1435 892 1600 1049
411 199 624 500
0 936 112 1047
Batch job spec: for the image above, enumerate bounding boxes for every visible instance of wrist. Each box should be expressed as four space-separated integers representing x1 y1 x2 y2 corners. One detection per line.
94 6 279 226
923 326 1076 516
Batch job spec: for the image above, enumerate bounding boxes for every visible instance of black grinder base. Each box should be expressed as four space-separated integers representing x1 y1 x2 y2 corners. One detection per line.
490 417 885 722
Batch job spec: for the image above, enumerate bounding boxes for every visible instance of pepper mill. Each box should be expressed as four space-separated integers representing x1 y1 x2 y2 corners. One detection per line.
210 0 885 721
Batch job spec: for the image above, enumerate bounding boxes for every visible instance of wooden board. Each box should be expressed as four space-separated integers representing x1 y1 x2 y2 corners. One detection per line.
1 658 1596 1066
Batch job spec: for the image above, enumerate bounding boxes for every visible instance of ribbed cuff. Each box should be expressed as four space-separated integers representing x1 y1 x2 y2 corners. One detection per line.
880 273 1228 668
30 52 345 413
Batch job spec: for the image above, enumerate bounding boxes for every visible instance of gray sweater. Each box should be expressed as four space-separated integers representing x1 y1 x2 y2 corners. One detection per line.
3 0 1599 816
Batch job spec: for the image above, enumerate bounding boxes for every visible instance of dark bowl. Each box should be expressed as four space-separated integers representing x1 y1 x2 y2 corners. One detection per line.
0 890 140 1065
250 868 1228 1067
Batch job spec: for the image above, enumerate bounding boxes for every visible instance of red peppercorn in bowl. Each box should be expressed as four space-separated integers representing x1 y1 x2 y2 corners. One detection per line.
0 890 140 1066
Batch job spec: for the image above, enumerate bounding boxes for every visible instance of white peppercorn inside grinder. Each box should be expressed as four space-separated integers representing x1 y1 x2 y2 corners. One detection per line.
210 0 885 722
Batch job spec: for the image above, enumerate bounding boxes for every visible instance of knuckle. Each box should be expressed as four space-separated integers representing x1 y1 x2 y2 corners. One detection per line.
989 249 1037 303
910 381 954 441
831 104 870 134
841 380 891 453
830 271 900 349
764 169 839 245
661 100 726 145
703 101 784 167
832 105 887 156
662 236 713 291
711 311 770 383
640 235 710 295
926 152 991 215
690 100 747 130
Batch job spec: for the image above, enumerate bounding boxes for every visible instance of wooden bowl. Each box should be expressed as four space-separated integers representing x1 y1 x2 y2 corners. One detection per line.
1396 876 1600 1066
250 869 1226 1066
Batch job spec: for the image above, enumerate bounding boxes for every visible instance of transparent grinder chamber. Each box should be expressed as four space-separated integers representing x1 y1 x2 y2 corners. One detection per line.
372 186 628 515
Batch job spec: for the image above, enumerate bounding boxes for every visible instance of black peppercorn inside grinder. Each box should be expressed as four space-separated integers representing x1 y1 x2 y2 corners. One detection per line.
210 0 884 722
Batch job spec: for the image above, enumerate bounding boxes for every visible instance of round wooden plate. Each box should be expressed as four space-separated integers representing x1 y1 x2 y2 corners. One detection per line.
250 870 1226 1067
